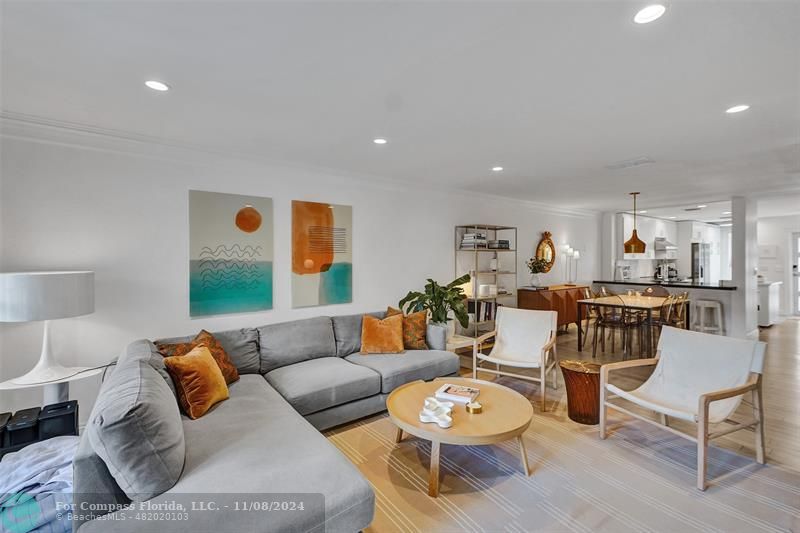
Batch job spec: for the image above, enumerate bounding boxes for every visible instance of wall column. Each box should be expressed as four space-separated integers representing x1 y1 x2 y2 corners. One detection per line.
730 196 759 339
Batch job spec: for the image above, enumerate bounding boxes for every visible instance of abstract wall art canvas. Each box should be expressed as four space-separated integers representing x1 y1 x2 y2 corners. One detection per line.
189 190 273 317
292 200 352 307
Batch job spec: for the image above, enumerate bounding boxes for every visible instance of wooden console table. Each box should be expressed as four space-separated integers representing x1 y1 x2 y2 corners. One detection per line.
518 285 588 331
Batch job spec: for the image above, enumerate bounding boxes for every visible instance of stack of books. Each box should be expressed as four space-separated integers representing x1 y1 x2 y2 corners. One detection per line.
460 232 487 249
435 383 480 404
487 239 510 249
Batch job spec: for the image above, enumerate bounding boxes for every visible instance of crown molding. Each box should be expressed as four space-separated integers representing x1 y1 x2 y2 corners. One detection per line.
1 111 598 219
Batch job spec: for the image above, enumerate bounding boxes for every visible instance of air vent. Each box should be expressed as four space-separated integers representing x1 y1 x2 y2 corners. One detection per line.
684 207 701 212
605 156 655 170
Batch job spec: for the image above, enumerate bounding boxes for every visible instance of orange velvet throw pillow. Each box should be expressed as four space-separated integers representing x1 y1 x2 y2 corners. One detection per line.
163 346 230 419
157 330 239 385
360 314 405 354
386 307 429 350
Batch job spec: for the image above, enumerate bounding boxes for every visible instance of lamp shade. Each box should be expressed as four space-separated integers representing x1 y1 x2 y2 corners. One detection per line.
0 271 94 322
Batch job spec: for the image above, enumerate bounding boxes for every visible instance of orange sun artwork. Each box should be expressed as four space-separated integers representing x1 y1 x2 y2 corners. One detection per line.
235 205 262 233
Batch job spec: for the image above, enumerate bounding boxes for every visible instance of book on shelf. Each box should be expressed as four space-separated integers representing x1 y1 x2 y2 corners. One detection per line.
467 300 501 322
435 383 480 404
487 239 510 249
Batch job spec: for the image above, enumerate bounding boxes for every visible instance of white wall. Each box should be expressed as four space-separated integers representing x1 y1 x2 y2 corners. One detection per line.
0 124 600 421
757 215 800 315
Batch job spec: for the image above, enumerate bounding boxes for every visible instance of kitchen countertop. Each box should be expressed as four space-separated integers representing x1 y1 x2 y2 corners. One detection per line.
518 284 589 291
593 280 737 291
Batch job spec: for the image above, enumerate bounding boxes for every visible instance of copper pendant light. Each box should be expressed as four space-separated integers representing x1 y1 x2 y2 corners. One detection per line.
624 192 646 254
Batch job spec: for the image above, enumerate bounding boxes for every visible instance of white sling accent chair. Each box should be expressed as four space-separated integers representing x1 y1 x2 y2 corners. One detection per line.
472 308 558 411
599 326 767 490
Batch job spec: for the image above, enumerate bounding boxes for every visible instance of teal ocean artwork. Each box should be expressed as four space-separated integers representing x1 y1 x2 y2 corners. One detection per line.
189 191 274 318
190 259 272 316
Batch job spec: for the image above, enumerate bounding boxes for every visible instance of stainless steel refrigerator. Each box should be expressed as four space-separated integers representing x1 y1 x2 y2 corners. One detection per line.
691 243 711 282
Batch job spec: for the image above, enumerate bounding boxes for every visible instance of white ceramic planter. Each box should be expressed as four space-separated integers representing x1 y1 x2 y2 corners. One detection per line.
426 322 448 350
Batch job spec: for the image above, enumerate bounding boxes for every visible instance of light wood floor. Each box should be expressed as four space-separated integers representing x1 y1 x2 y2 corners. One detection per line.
460 317 800 472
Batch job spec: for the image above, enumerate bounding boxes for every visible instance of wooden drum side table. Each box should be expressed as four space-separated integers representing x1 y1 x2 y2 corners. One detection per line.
559 360 602 425
387 377 533 497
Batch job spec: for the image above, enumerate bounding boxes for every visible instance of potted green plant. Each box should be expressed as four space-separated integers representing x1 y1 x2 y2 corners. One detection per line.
399 274 471 345
526 256 549 287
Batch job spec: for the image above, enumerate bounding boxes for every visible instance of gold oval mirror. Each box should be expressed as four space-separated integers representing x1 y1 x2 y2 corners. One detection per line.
535 231 556 273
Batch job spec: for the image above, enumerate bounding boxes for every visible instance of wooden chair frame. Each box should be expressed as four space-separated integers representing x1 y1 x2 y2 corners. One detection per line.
472 327 558 412
599 353 766 490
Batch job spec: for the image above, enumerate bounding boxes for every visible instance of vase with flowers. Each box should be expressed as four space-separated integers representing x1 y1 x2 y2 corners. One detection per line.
526 257 549 287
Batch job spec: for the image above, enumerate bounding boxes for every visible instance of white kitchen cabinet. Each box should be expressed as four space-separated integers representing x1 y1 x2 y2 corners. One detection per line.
758 282 782 327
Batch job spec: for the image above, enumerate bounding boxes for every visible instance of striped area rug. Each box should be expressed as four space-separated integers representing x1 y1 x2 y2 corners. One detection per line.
325 379 799 533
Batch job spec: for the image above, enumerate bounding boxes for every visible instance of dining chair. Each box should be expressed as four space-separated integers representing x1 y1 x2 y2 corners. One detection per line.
669 291 689 329
579 287 599 350
643 285 670 297
600 326 767 490
643 294 675 347
472 307 558 411
592 291 642 359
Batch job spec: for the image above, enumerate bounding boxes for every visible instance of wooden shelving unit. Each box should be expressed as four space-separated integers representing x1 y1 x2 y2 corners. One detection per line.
455 224 518 338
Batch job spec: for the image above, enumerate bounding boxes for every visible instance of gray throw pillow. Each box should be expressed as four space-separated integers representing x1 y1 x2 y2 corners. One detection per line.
88 358 185 501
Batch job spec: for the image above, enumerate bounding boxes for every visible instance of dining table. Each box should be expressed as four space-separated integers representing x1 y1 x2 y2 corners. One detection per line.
576 294 691 357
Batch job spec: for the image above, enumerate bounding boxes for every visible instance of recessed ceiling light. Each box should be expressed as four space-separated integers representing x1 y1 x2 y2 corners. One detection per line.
726 104 750 114
697 204 707 208
373 138 388 145
492 166 504 172
720 223 732 227
639 210 648 214
668 216 677 219
722 211 731 215
634 4 666 24
144 80 170 92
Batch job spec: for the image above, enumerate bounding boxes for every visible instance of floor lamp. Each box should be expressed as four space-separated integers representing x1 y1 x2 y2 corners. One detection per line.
0 271 95 404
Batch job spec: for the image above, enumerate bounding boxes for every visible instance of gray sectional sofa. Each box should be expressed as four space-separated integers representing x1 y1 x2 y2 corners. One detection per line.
73 313 460 532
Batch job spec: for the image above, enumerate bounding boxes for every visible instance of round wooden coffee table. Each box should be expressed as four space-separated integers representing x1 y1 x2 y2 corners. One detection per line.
387 377 534 497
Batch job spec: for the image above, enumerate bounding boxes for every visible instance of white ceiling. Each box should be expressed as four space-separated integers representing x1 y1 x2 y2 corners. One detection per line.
632 200 733 224
758 194 800 218
2 1 799 212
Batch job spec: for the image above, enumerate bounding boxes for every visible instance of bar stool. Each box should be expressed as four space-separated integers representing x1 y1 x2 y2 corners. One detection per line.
692 300 724 335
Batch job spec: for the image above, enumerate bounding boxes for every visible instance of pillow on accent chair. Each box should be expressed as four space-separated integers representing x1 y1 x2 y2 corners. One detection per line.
157 329 239 384
164 346 230 419
386 307 429 350
360 314 405 354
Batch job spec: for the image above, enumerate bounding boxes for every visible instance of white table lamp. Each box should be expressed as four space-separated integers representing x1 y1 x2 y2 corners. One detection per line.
0 271 95 404
561 243 571 282
572 250 581 284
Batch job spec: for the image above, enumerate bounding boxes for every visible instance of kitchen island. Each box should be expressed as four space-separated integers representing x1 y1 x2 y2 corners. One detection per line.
592 280 737 336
